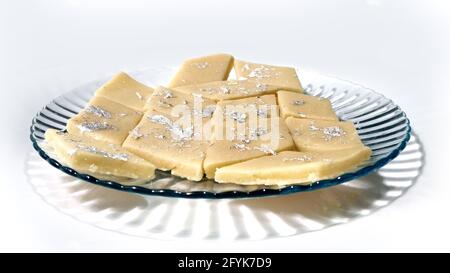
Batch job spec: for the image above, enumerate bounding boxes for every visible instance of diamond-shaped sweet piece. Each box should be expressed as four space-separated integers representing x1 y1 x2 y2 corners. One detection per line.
234 60 303 92
203 117 295 178
277 91 338 121
214 148 371 185
168 53 234 88
45 129 155 181
122 110 211 181
210 95 279 142
212 95 279 123
146 86 216 119
173 80 280 101
95 72 154 112
66 96 143 145
285 117 365 152
217 94 277 109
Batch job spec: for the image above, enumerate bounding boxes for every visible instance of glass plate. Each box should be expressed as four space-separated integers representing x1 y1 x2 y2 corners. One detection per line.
30 67 411 199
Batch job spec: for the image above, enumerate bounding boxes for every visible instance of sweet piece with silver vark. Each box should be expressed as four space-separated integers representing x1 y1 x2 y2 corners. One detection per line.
212 95 279 123
44 129 155 181
173 80 280 101
95 72 154 112
214 148 372 185
277 91 338 121
66 96 142 145
216 94 278 110
122 110 211 181
53 54 373 186
146 86 216 119
285 117 365 152
234 60 303 92
168 53 234 88
203 117 294 179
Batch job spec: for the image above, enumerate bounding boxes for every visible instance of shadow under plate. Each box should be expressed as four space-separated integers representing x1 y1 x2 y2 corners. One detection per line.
25 133 424 240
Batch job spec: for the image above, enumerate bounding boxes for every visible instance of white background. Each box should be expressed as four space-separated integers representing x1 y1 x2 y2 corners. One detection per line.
0 0 449 252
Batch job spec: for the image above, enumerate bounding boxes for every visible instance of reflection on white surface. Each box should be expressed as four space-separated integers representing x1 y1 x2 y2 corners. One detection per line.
25 134 423 240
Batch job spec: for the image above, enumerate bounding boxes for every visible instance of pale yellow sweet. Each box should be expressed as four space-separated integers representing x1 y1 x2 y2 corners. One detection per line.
285 117 365 152
210 95 279 141
56 56 371 184
234 60 303 92
66 96 142 145
277 91 338 121
173 80 281 101
214 148 372 185
122 110 210 181
44 129 155 181
168 53 234 88
146 86 216 119
203 117 295 178
212 95 279 123
95 72 154 112
217 94 277 108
